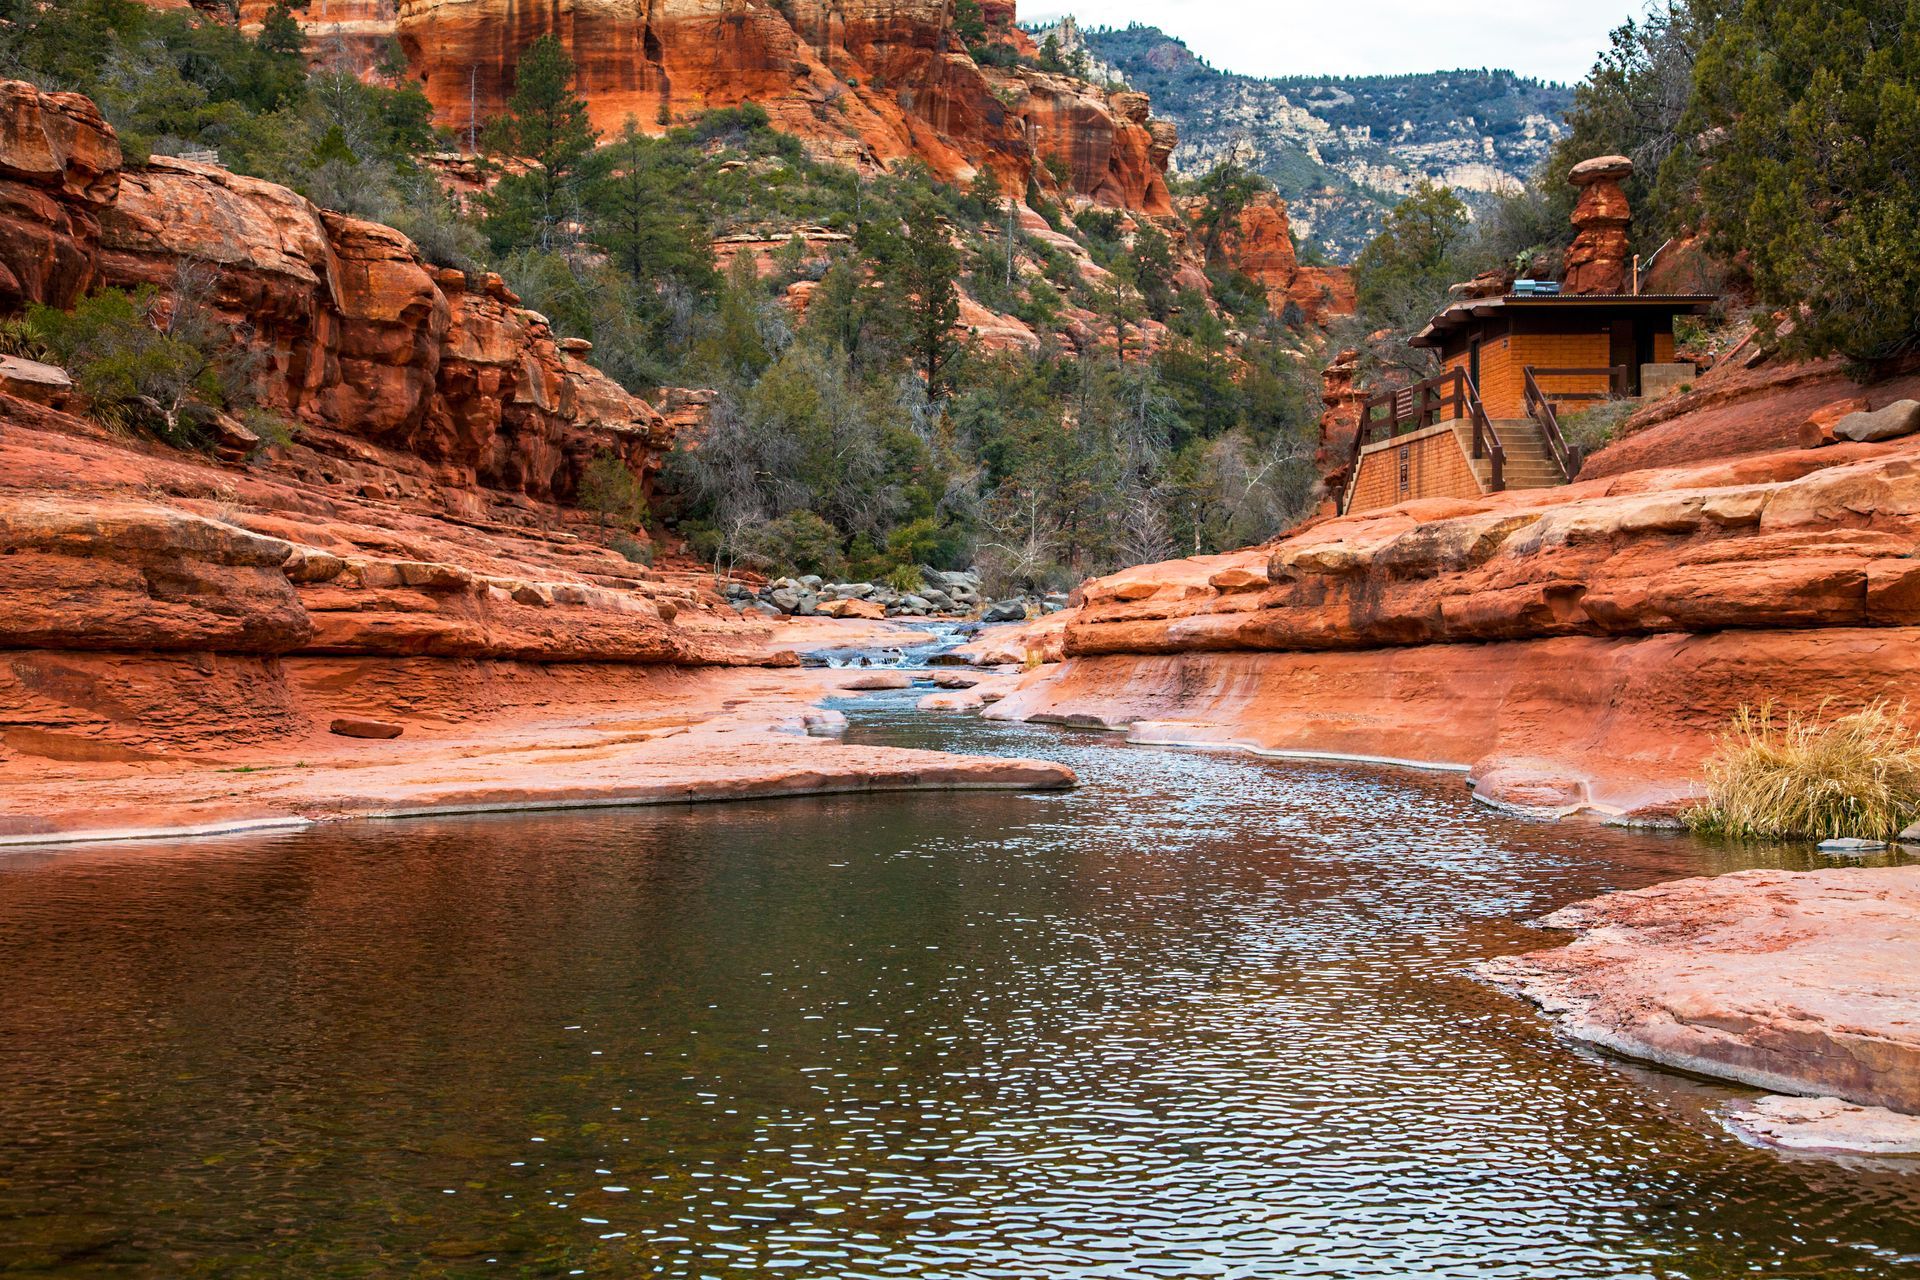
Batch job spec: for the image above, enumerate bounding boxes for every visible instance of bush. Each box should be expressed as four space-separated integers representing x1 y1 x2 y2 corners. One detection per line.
749 510 847 579
26 284 238 449
1557 398 1639 454
576 452 648 528
609 532 653 565
1687 701 1920 842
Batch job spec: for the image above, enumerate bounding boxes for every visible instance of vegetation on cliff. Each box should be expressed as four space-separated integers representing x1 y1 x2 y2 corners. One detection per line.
1337 0 1920 386
2 9 1327 592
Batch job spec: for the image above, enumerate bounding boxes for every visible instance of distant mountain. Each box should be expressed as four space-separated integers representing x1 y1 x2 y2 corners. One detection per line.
1080 24 1574 260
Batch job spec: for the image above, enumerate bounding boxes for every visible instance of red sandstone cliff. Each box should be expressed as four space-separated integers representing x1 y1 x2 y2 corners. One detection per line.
987 380 1920 820
0 81 673 509
1186 190 1355 326
0 79 775 762
370 0 1176 214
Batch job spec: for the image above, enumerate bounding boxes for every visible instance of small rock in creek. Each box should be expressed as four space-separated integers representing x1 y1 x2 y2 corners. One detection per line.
329 717 404 740
840 672 914 691
803 710 847 737
933 671 980 688
1817 838 1886 853
1900 821 1920 843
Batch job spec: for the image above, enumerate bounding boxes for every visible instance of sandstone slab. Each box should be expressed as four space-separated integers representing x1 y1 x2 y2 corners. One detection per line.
1724 1095 1920 1155
1479 866 1920 1115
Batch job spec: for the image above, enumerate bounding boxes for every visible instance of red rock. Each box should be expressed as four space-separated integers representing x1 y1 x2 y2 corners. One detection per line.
328 716 404 739
1479 865 1920 1116
0 82 120 311
386 0 1175 214
1798 396 1868 448
1563 154 1633 295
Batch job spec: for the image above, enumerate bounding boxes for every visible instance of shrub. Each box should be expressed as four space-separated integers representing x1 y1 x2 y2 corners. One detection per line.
1687 701 1920 842
609 532 653 565
576 452 648 528
884 563 924 595
26 284 237 449
1558 398 1639 454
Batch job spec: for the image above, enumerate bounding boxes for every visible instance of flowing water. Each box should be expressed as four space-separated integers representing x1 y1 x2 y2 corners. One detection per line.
2 686 1917 1278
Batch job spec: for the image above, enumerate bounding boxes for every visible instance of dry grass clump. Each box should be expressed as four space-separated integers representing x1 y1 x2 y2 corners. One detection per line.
1687 701 1920 841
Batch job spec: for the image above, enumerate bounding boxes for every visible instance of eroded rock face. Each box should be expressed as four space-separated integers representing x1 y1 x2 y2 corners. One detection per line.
985 431 1920 817
0 82 121 311
1199 191 1355 325
387 0 1174 213
1563 154 1632 295
1056 445 1920 658
0 81 676 506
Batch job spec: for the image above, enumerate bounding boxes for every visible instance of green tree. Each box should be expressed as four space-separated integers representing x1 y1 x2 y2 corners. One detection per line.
1191 161 1268 262
1689 0 1920 367
584 121 715 295
577 452 648 528
865 195 962 400
482 34 598 248
1351 181 1472 336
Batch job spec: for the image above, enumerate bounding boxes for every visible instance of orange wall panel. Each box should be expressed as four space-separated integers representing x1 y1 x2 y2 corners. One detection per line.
1347 428 1483 514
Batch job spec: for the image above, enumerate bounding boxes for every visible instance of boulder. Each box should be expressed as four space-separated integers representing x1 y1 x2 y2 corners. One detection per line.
840 671 913 691
982 598 1029 623
820 597 885 620
0 355 74 407
1834 400 1920 444
802 709 847 737
1797 397 1869 449
329 717 404 740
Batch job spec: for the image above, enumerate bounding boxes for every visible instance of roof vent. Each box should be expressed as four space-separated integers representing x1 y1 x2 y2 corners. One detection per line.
1512 279 1562 295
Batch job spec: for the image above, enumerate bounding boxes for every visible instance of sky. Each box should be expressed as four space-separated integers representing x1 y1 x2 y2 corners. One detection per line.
1020 0 1646 84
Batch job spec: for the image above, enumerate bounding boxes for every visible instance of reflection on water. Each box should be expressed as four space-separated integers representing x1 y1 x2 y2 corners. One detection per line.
1 691 1916 1278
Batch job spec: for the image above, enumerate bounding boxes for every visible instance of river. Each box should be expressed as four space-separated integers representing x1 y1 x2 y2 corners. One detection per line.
2 685 1917 1277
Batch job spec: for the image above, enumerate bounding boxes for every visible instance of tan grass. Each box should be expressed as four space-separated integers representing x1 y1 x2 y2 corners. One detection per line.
1687 701 1920 841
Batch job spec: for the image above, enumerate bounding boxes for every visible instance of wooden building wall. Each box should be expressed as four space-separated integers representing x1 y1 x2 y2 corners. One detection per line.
1346 423 1484 514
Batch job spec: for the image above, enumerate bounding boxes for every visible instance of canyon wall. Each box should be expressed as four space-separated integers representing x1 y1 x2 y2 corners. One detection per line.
0 81 673 509
990 428 1920 818
374 0 1175 213
0 78 749 771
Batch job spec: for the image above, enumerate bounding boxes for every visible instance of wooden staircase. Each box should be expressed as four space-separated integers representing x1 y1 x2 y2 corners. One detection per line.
1454 418 1568 492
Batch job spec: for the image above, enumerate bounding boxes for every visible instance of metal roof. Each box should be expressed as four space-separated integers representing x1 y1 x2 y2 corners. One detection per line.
1411 292 1718 348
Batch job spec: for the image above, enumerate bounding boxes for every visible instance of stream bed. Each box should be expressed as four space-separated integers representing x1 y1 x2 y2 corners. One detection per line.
2 687 1917 1277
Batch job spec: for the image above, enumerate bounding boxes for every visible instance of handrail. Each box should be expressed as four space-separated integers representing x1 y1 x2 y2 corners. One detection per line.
1342 367 1505 511
1526 365 1630 400
1462 369 1504 493
1523 366 1583 480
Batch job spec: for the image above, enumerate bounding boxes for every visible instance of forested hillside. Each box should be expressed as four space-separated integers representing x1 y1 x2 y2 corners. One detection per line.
1083 24 1572 258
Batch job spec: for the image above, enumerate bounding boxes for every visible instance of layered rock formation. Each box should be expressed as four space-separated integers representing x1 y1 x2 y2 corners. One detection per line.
987 429 1920 817
0 82 120 311
1562 154 1632 295
1202 190 1355 325
379 0 1174 214
1480 866 1920 1139
0 82 672 507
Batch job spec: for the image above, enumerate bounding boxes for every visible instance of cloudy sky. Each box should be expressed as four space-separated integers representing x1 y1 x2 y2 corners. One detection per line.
1022 0 1645 84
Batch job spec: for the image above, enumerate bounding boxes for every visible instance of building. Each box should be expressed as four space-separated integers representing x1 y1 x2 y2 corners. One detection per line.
1336 156 1716 516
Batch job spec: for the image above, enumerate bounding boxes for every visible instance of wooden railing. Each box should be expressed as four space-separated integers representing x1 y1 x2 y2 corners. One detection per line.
1344 367 1503 512
1526 365 1630 403
1522 366 1584 480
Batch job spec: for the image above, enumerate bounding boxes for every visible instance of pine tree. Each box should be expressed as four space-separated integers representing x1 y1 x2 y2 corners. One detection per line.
1688 0 1920 367
483 34 599 247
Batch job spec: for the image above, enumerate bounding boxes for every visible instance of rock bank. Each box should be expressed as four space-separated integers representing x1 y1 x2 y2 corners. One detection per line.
984 426 1920 818
1479 865 1920 1148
